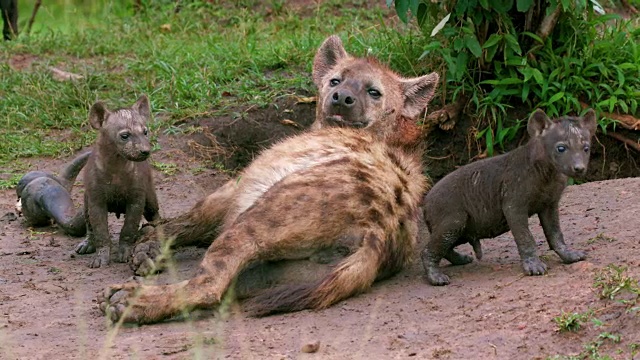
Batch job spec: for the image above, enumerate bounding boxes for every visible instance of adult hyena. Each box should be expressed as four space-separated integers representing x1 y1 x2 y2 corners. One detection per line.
99 35 439 324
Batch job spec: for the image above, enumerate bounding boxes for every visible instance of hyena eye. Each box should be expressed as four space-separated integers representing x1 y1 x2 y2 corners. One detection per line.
556 145 566 153
329 79 340 87
368 89 381 99
120 133 130 140
583 145 590 153
143 128 148 136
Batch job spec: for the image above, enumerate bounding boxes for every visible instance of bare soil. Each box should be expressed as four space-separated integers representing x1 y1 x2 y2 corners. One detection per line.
1 99 639 359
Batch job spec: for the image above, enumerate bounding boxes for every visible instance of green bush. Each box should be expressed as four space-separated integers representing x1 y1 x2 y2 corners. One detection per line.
389 0 640 155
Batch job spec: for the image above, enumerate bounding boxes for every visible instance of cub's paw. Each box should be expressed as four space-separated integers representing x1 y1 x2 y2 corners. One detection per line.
522 257 547 276
114 244 133 263
425 267 451 286
557 248 587 264
89 247 111 268
75 238 96 254
130 240 164 276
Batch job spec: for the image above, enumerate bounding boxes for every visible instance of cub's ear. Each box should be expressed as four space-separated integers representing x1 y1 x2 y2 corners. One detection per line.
312 35 349 89
527 108 552 137
133 94 151 120
401 72 439 120
89 101 111 130
581 108 597 137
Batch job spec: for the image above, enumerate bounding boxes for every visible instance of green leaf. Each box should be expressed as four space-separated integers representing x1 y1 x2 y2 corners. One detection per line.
517 0 534 12
430 13 451 37
409 0 419 18
483 34 503 49
465 35 483 58
481 78 522 85
395 0 410 23
479 0 489 9
532 69 544 85
609 96 617 112
417 2 428 27
504 34 522 55
386 0 394 7
522 31 544 44
485 129 494 157
548 92 565 104
522 82 530 102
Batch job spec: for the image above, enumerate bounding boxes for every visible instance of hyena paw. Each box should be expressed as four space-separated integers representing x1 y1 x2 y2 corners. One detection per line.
130 240 164 276
522 257 547 276
75 238 96 254
114 244 133 263
557 248 587 264
89 247 111 268
425 267 451 286
98 283 142 323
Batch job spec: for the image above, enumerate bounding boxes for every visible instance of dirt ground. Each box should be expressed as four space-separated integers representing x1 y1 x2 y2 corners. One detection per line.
1 107 639 360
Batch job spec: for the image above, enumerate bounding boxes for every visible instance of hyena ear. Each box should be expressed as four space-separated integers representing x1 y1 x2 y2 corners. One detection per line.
312 35 349 89
581 108 597 137
527 108 553 137
133 94 151 120
89 101 111 130
401 72 439 120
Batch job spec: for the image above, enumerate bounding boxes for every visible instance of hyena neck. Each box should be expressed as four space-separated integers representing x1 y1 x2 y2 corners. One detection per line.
386 115 426 155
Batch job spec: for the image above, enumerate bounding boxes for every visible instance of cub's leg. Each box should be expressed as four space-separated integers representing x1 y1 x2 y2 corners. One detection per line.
538 205 586 263
503 204 547 276
114 200 145 263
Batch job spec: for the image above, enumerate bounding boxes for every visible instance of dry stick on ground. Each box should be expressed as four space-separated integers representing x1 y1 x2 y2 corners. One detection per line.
26 0 42 35
607 132 640 152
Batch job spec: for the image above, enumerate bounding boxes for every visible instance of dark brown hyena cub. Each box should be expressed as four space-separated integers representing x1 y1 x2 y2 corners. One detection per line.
75 95 160 268
422 108 597 285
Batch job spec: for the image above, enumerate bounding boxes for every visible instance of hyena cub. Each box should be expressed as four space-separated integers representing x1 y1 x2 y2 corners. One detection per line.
75 95 160 268
98 35 439 324
422 109 597 285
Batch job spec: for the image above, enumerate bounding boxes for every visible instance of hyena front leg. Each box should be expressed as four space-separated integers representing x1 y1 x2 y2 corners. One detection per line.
102 228 257 324
130 180 236 275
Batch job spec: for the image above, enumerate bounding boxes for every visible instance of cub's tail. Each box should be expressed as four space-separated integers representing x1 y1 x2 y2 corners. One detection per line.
59 151 91 191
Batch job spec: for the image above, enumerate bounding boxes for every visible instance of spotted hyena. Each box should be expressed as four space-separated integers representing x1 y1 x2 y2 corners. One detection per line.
99 35 439 324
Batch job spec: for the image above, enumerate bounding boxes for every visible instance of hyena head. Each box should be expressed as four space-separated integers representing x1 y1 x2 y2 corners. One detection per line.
527 108 597 178
89 95 152 162
311 35 439 145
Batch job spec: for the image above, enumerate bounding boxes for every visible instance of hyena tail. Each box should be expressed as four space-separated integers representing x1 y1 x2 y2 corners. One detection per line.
245 234 383 317
59 151 92 192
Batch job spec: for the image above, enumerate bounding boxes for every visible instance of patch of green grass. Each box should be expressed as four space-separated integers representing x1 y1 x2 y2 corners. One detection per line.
151 161 179 176
587 233 617 244
549 265 640 359
1 0 428 177
554 310 593 333
593 264 640 302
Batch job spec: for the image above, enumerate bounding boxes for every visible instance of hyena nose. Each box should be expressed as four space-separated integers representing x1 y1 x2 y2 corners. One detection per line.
140 150 150 157
331 91 356 108
573 164 586 174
